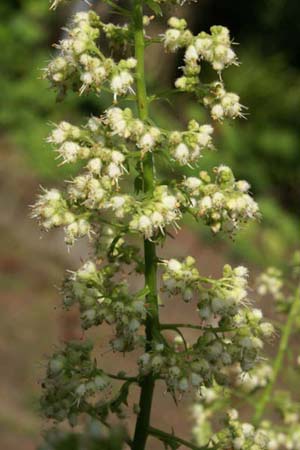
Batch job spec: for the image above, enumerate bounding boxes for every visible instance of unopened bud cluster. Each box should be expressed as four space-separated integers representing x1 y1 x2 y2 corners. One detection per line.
39 422 126 450
41 340 110 423
63 261 146 351
139 259 273 393
235 362 273 393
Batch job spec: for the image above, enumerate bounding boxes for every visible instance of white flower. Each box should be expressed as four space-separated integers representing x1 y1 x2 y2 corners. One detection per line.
138 133 155 151
138 215 152 235
184 177 202 191
151 211 164 227
185 45 198 64
167 259 182 273
107 162 122 180
111 150 125 164
161 195 177 210
58 141 81 163
211 104 225 120
163 29 181 52
199 196 212 211
110 71 134 98
173 143 190 164
87 158 102 174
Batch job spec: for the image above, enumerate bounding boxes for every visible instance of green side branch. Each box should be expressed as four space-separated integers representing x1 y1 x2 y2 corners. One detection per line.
149 426 215 450
253 287 300 426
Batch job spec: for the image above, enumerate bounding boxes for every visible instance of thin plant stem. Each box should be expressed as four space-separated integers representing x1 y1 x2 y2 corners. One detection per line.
131 1 159 449
148 426 214 450
252 287 300 426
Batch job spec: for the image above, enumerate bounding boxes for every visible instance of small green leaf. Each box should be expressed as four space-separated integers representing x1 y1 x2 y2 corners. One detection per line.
145 0 163 16
135 285 150 299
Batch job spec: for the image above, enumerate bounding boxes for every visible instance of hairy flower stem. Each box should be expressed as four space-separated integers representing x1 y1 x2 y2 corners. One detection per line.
131 1 159 449
253 287 300 426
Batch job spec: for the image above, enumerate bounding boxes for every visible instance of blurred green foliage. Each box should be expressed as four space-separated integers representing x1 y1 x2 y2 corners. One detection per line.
0 0 299 266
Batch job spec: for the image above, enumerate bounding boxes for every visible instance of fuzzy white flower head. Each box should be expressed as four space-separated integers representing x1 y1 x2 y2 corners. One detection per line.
199 196 212 212
167 259 182 273
126 57 137 69
77 261 97 280
110 71 134 99
151 211 164 227
173 143 190 165
164 28 182 52
194 36 212 55
87 158 102 174
107 162 122 180
211 104 225 120
185 45 199 64
161 194 177 210
58 141 81 163
234 266 248 278
111 150 125 164
138 215 152 235
236 180 251 192
138 133 155 151
184 177 202 191
109 195 126 209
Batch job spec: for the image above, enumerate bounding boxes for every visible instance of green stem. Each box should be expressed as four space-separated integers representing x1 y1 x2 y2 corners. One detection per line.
131 1 159 449
252 287 300 426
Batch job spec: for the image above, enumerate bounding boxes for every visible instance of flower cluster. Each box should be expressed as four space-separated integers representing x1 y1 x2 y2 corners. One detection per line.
256 267 283 300
164 18 238 71
39 422 126 450
105 107 215 164
235 363 273 393
148 259 271 389
191 403 213 446
40 340 111 423
210 409 269 450
162 256 200 302
163 18 243 120
167 120 213 165
192 402 300 450
203 81 244 121
181 166 259 234
44 11 136 99
161 258 272 335
31 188 91 245
129 185 181 239
138 316 266 395
63 261 146 351
274 391 300 426
105 107 162 154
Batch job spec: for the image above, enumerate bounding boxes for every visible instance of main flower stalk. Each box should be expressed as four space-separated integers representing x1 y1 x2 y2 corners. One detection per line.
132 1 159 449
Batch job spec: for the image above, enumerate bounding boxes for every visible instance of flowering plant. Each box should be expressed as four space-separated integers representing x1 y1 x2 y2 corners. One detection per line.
33 1 300 449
